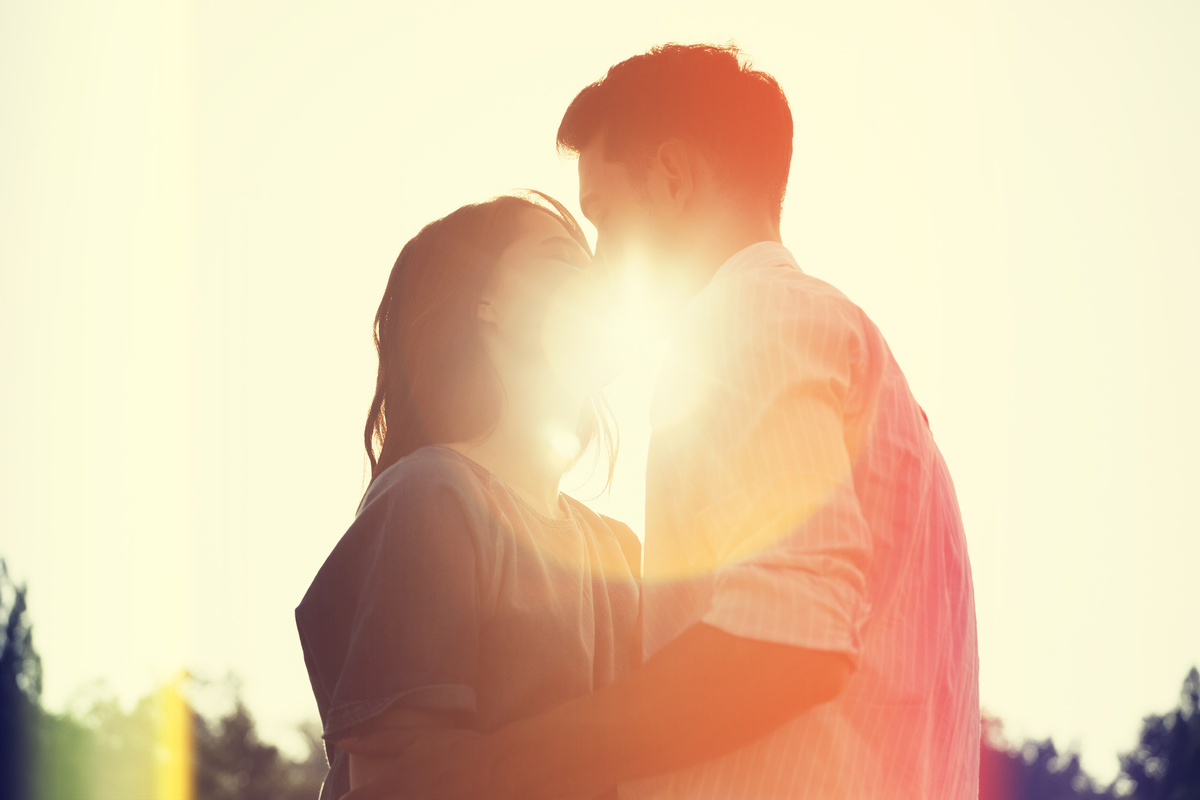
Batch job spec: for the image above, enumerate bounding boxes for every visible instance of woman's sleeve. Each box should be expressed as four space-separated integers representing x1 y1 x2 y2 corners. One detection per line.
598 514 644 670
296 475 485 742
602 515 642 581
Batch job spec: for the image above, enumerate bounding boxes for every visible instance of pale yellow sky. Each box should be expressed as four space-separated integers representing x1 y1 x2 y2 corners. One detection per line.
1 0 1198 781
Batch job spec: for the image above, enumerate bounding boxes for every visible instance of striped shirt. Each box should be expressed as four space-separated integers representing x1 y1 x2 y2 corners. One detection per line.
624 242 979 800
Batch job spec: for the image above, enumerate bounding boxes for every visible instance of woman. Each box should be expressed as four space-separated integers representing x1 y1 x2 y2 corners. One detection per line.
295 192 641 800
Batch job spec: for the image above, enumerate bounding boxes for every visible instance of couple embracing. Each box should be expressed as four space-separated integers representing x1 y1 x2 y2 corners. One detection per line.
296 44 980 800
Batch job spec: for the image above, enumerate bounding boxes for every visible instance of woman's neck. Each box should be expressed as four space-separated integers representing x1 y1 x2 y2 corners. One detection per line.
446 373 581 520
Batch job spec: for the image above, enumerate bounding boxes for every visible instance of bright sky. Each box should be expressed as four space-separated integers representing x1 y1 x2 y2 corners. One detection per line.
2 0 1198 782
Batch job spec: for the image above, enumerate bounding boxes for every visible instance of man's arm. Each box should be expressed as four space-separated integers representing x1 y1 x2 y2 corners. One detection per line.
341 621 850 800
480 621 850 799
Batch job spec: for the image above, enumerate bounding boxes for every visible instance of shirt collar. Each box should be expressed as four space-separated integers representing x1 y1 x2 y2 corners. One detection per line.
709 241 802 285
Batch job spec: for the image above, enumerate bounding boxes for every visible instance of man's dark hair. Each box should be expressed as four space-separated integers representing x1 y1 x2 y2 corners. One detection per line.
557 43 793 222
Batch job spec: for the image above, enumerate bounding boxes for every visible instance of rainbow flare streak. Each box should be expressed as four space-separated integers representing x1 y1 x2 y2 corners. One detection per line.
153 672 193 800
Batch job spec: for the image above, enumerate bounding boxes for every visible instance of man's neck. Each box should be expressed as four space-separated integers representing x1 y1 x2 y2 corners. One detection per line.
685 213 782 293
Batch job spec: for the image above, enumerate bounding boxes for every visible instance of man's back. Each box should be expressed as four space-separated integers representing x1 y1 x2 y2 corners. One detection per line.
629 242 979 799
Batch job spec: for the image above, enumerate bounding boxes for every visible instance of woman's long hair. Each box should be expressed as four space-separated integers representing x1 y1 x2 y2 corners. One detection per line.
363 191 617 492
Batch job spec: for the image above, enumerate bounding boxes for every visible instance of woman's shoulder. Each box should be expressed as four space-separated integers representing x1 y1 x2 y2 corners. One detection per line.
361 446 485 508
351 446 500 542
303 448 494 597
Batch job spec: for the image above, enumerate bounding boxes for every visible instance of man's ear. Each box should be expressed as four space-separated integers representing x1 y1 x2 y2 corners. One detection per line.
652 139 699 210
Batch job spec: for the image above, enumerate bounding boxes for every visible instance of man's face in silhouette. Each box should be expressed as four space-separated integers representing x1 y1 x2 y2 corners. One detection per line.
576 134 679 284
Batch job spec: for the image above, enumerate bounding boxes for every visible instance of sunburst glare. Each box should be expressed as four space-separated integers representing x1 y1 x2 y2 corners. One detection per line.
548 425 582 463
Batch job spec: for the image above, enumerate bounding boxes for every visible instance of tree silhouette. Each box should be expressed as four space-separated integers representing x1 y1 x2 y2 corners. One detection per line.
195 694 284 800
193 688 328 800
283 720 334 800
1116 667 1200 800
980 714 1109 800
1 559 42 800
1 560 328 800
7 554 1198 800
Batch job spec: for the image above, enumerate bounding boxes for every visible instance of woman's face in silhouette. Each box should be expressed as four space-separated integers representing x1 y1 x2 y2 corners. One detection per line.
476 208 620 394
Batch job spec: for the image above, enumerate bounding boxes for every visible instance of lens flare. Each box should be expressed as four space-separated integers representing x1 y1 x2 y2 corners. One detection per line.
609 256 673 350
548 425 582 462
154 671 194 800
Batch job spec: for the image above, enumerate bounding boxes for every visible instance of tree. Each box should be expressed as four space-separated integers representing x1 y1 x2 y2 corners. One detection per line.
11 537 1190 800
194 688 315 800
1 560 328 799
279 720 332 800
980 713 1109 800
1 558 43 800
32 706 92 800
1117 667 1200 800
190 674 329 799
26 675 328 800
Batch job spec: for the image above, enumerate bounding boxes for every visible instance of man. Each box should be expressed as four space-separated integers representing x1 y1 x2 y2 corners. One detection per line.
342 43 979 799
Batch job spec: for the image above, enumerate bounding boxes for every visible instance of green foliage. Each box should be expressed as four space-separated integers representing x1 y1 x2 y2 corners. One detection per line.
32 708 92 800
1 558 328 799
27 679 329 800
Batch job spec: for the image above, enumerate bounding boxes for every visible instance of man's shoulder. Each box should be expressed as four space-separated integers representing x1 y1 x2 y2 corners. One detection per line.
713 263 872 348
744 261 855 309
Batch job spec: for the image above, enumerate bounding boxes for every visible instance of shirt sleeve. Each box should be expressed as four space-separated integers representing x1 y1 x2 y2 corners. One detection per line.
599 514 644 668
296 471 485 741
697 288 874 663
